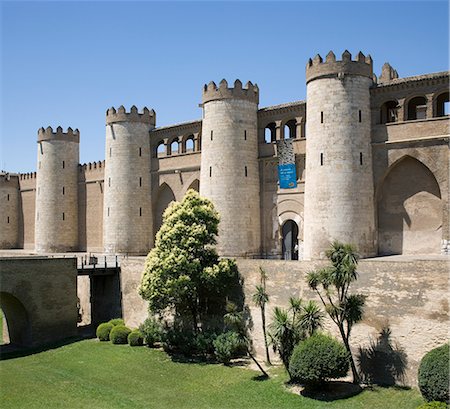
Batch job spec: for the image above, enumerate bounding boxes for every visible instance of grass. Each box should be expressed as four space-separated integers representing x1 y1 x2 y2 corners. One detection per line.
0 339 425 409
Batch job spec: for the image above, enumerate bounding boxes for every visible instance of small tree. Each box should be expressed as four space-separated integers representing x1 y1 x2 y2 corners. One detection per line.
252 267 271 365
306 241 366 384
139 190 238 332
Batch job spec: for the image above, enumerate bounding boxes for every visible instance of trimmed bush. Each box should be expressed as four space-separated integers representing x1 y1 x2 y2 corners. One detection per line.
417 402 448 409
128 330 144 346
96 322 114 341
139 317 162 347
418 343 449 403
161 326 217 358
110 325 132 344
213 331 244 364
289 333 350 386
109 318 125 327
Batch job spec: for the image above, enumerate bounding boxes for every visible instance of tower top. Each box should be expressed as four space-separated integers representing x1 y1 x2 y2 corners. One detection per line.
106 106 156 125
37 126 80 143
305 50 373 84
202 79 259 105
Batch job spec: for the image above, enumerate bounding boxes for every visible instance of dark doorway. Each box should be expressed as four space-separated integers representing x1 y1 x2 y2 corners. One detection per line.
282 220 299 260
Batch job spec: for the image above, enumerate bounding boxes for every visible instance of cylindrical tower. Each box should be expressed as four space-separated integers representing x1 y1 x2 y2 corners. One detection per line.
0 173 20 249
103 106 154 254
35 126 79 253
200 79 261 257
303 50 376 259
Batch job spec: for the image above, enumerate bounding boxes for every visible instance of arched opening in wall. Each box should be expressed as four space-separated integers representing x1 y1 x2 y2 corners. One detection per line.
156 142 166 158
281 220 299 260
170 140 179 155
284 120 297 139
377 156 442 256
187 179 199 193
264 123 276 143
185 137 195 153
407 96 427 120
0 292 31 347
1 308 9 345
154 183 176 236
435 92 449 117
380 100 399 124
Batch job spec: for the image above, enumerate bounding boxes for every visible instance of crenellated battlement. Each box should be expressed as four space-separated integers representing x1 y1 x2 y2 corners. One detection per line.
106 105 156 125
79 160 104 172
306 50 373 83
19 172 37 180
202 79 259 105
37 126 80 143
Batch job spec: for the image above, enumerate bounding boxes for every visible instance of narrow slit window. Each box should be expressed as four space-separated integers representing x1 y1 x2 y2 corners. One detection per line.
110 147 112 157
321 112 324 123
62 212 65 221
139 207 142 217
7 216 10 224
7 194 9 201
108 178 111 187
107 207 110 217
62 186 65 195
320 153 324 166
209 166 212 177
359 110 362 123
211 130 213 141
62 161 65 169
244 130 247 140
245 166 248 177
139 147 142 157
139 177 142 187
360 152 363 165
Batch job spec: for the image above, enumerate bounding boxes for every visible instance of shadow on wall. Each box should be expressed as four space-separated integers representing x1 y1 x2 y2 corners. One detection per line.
357 326 408 386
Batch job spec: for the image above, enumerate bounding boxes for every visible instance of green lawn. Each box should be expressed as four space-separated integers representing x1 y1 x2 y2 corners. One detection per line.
0 339 424 409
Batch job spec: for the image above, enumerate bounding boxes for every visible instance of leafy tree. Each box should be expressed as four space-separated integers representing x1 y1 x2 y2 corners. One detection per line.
252 268 271 365
139 189 239 332
306 241 366 384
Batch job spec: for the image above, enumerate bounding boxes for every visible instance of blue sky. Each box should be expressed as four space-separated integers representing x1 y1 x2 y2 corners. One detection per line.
1 1 448 173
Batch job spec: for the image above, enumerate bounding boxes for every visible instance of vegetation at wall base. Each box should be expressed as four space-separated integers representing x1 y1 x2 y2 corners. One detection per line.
289 333 350 386
128 330 144 346
96 322 114 341
213 331 245 364
109 318 125 327
0 339 426 409
418 343 449 403
139 317 162 347
110 325 132 345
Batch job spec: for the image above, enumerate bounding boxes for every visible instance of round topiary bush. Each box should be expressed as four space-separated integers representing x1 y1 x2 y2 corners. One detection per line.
289 333 350 386
417 402 448 409
128 330 144 346
139 317 162 347
418 343 449 403
96 322 114 341
110 325 132 345
109 318 125 327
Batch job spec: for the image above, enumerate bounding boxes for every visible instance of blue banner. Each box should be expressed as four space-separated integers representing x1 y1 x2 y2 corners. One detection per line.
278 163 297 189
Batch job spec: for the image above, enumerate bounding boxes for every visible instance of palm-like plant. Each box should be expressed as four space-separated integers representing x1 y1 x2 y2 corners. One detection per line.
299 300 324 337
306 241 366 384
253 284 271 364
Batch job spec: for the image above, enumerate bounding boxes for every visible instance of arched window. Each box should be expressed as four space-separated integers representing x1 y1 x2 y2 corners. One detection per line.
264 123 276 143
170 140 179 155
435 92 449 117
281 220 299 260
284 120 297 139
380 100 399 124
407 96 427 120
185 137 194 152
156 142 166 158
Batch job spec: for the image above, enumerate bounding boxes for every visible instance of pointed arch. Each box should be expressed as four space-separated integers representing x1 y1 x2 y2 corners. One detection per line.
377 155 442 255
187 179 199 193
154 183 176 235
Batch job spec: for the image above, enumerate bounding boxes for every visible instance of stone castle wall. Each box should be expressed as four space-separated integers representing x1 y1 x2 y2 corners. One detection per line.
0 174 20 248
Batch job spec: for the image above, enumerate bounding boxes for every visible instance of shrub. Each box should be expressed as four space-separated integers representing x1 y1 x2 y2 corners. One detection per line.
289 333 350 386
128 330 144 346
110 325 132 344
418 343 449 403
417 402 448 409
109 318 125 327
161 326 217 358
139 317 162 347
96 322 114 341
213 331 244 364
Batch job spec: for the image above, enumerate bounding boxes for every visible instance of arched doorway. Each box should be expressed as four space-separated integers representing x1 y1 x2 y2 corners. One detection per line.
282 220 299 260
187 179 199 193
377 156 442 255
0 292 31 347
154 183 176 235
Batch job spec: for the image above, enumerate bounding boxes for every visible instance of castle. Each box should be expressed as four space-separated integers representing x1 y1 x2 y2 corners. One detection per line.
1 51 449 260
